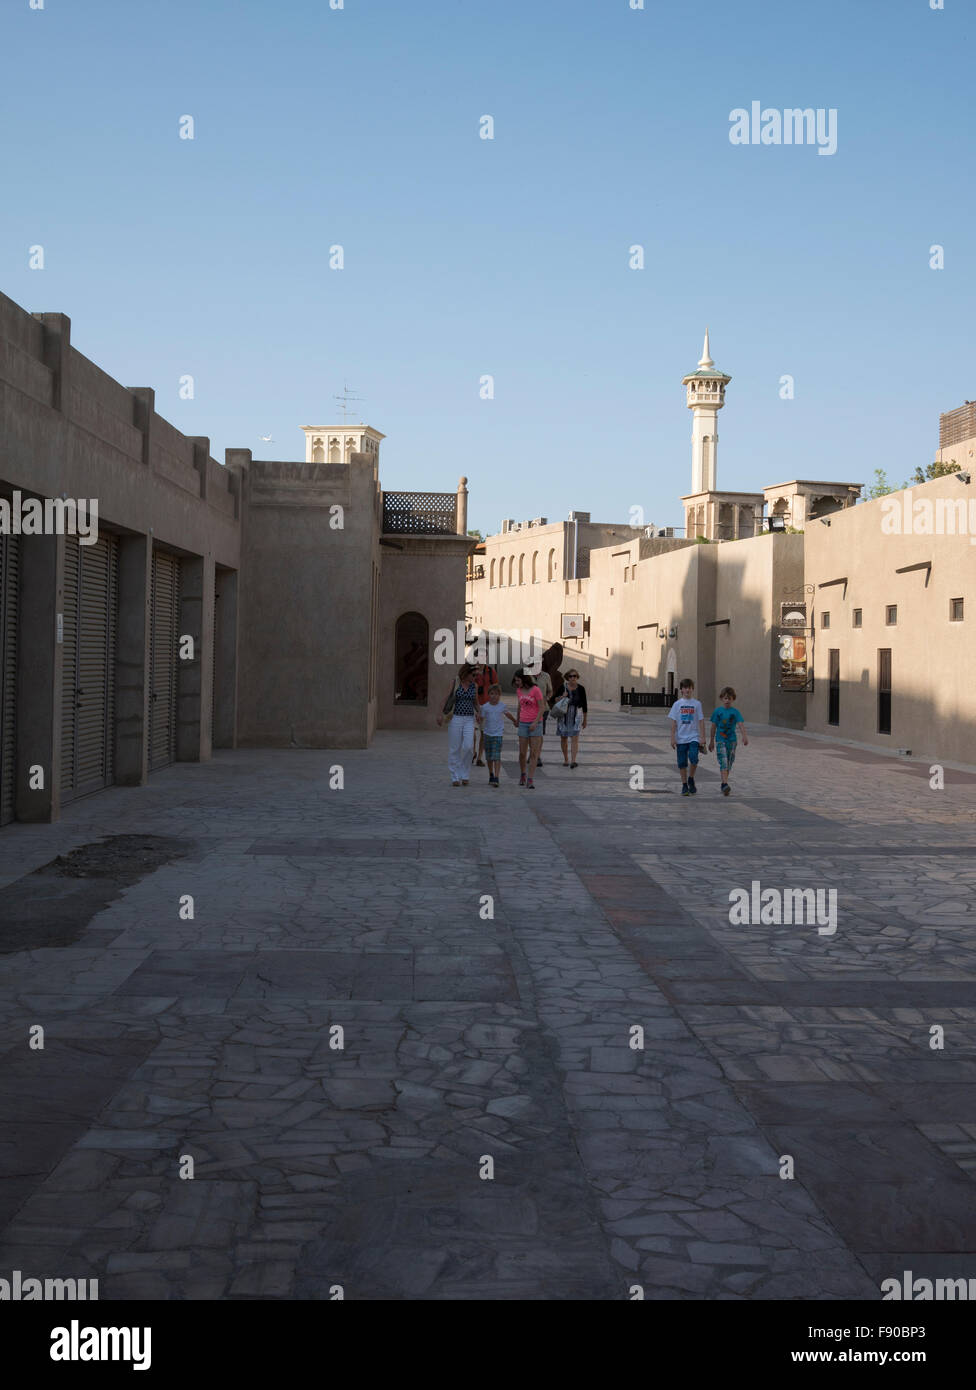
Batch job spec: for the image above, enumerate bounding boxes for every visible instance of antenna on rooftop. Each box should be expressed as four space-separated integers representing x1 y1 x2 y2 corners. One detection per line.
333 385 364 424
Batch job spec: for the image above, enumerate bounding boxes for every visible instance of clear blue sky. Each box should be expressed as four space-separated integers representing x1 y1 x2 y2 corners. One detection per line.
2 0 972 534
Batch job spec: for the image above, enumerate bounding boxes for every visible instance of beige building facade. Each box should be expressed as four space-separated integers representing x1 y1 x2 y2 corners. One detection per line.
467 337 973 762
469 524 804 725
803 473 976 758
0 286 473 823
0 290 242 826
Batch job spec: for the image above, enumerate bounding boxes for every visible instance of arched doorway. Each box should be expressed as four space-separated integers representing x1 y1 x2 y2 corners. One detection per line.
395 612 428 704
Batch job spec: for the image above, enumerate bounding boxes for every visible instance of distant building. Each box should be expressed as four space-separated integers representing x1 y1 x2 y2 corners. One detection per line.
467 333 974 761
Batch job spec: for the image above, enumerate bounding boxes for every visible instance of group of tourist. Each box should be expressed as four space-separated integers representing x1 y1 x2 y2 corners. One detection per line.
437 663 749 795
436 652 587 788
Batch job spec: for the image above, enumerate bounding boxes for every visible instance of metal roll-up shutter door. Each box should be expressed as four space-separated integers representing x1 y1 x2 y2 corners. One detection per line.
60 535 81 797
76 534 118 796
0 535 19 826
62 533 119 801
150 551 181 770
211 582 219 748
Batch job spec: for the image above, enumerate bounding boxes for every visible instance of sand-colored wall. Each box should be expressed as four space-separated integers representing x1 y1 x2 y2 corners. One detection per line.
235 456 379 748
803 477 976 758
711 532 804 726
468 526 803 718
378 539 473 732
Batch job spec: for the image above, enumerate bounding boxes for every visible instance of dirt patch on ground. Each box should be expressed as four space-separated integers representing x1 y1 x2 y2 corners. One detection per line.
0 835 192 954
49 835 188 880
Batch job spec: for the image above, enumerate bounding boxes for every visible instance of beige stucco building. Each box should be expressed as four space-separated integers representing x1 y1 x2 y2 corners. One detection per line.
226 442 472 750
469 520 804 725
467 335 973 763
803 472 976 756
0 287 473 823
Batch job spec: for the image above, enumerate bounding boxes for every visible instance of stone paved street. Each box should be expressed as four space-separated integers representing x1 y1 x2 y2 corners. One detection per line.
1 709 976 1300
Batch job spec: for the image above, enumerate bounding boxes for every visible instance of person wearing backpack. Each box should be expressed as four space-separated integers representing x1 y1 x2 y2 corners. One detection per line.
436 663 483 786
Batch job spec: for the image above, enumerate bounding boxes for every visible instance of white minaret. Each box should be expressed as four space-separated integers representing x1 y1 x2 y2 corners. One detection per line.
682 329 731 494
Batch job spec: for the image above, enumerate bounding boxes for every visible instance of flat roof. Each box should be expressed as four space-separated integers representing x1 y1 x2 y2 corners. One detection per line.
301 425 386 437
763 479 862 490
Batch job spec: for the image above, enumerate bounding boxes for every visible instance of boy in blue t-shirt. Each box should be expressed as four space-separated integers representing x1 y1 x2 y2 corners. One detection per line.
708 686 749 797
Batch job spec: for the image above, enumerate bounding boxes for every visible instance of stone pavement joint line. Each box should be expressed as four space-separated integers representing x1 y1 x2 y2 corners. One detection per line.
0 712 974 1299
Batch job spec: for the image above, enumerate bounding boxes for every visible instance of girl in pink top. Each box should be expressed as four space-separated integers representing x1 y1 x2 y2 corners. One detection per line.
505 672 545 789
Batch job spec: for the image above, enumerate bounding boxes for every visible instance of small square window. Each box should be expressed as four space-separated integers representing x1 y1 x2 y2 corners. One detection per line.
852 608 862 628
950 597 964 622
886 605 898 626
821 612 830 629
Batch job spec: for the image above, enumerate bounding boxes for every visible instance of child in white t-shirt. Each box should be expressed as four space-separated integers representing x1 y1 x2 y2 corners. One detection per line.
668 677 707 796
481 685 507 787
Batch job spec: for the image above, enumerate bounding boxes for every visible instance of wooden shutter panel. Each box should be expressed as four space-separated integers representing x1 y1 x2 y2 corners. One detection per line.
150 551 181 770
60 534 81 795
61 533 118 801
0 535 19 826
75 534 118 794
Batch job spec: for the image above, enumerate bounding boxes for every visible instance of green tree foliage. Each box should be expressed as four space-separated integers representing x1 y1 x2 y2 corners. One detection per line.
867 468 898 499
905 460 961 486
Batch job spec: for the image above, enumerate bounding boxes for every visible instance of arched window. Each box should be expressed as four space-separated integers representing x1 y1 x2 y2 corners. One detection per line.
518 554 525 585
312 438 325 463
547 548 556 581
395 612 429 705
328 437 340 462
490 558 496 587
508 556 515 586
532 551 539 583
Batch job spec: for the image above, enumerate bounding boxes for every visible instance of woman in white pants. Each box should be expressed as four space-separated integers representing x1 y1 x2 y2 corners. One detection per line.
436 664 482 786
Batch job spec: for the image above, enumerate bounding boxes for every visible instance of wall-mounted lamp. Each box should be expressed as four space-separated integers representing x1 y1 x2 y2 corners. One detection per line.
956 471 971 485
819 518 831 527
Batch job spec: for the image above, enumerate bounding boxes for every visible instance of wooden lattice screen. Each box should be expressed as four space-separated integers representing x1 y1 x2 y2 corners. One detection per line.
940 402 976 449
382 491 458 535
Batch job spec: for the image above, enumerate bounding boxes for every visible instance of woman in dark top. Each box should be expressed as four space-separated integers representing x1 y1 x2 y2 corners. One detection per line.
436 663 483 786
557 668 587 768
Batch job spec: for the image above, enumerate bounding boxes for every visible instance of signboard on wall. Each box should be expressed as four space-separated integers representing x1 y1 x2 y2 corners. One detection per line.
780 601 807 627
778 631 812 692
561 613 584 639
